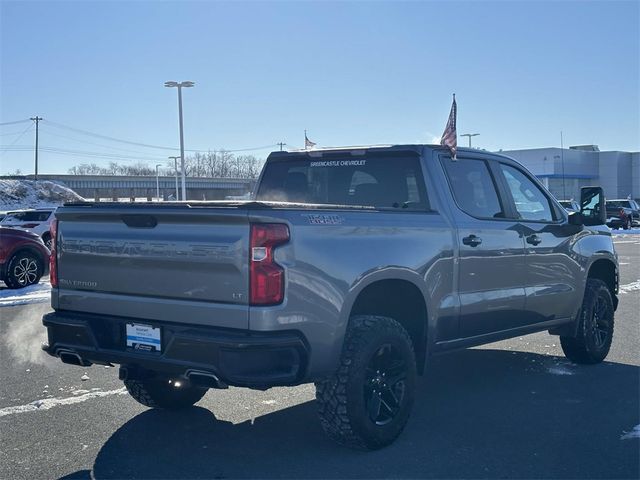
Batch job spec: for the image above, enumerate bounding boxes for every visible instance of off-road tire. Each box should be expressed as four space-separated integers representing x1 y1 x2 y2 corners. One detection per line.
4 251 43 289
315 315 416 450
124 378 207 409
561 278 614 364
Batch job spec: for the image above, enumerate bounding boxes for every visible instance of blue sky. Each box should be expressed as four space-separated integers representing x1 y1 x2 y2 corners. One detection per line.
1 0 638 175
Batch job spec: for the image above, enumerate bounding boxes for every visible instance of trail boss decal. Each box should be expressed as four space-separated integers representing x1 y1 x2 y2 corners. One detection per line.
304 214 345 225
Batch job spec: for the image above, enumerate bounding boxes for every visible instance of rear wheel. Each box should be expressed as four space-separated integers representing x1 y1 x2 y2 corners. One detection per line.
561 278 614 364
42 233 52 250
124 377 207 409
315 315 416 450
4 251 43 289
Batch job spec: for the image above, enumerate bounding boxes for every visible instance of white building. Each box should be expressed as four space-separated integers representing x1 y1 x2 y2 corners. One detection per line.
501 145 640 201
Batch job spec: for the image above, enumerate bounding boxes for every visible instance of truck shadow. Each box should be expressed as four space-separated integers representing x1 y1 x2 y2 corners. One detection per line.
61 349 639 479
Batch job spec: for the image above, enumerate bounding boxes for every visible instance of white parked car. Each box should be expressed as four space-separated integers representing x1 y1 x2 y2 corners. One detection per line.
0 208 56 249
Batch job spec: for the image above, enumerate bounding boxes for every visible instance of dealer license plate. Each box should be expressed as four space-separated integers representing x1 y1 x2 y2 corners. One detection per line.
126 323 161 352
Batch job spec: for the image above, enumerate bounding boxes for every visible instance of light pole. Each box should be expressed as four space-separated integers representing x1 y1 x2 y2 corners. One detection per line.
165 80 195 200
168 156 180 200
560 131 566 201
155 164 162 201
460 133 480 148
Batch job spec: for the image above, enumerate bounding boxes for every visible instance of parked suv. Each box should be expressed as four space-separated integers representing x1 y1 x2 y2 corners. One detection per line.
1 209 56 249
0 227 50 288
43 145 618 449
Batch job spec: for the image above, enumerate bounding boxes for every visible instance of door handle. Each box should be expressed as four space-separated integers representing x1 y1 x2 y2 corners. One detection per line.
462 235 482 247
526 234 542 246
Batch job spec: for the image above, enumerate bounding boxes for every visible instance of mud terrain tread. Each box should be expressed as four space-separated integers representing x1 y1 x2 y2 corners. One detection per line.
561 278 615 364
315 315 415 450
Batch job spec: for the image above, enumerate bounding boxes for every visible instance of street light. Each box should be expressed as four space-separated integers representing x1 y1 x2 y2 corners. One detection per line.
155 164 162 201
168 156 180 200
461 133 480 148
165 80 195 200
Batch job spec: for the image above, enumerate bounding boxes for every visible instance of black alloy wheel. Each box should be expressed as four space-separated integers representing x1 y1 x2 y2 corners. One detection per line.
589 294 612 350
364 343 407 426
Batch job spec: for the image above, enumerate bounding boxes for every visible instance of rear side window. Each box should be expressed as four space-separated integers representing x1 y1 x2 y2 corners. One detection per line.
442 157 504 218
5 211 52 222
256 155 429 210
499 164 555 222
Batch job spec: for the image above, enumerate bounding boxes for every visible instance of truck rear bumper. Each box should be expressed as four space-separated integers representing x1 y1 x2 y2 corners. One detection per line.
42 311 309 389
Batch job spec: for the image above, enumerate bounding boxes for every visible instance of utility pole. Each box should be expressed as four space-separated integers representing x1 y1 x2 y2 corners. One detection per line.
168 156 180 200
30 116 42 180
460 133 480 148
560 131 566 200
277 142 285 151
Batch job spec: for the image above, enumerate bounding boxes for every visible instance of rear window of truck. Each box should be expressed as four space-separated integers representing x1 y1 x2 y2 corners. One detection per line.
256 155 429 210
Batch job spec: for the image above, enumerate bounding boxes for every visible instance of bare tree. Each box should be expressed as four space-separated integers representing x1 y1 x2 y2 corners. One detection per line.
69 153 264 179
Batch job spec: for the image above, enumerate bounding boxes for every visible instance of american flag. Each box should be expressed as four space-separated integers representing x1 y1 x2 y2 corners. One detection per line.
440 94 457 159
305 131 316 149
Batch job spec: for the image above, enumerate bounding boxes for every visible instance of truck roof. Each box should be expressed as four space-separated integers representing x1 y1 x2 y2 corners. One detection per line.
272 143 505 159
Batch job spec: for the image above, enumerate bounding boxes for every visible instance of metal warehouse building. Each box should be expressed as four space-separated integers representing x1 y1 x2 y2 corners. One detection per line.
501 145 640 201
12 174 255 201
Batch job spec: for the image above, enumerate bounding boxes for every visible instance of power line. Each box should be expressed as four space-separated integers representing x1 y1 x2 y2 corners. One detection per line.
0 130 30 136
0 123 34 156
1 145 167 162
0 119 31 126
43 119 181 151
43 119 279 153
39 127 167 156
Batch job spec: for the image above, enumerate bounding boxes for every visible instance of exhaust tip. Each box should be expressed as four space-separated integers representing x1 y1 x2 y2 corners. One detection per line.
58 350 92 367
185 370 228 389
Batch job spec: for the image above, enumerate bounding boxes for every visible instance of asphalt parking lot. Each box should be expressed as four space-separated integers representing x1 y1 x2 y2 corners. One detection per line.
0 239 638 480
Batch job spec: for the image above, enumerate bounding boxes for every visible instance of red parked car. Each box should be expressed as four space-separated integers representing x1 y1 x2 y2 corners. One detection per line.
0 226 50 289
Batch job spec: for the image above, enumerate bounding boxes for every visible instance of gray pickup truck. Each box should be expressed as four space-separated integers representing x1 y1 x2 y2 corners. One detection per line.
43 145 618 449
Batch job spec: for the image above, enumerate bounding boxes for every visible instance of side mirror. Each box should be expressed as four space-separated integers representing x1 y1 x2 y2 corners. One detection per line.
568 211 583 226
580 186 606 226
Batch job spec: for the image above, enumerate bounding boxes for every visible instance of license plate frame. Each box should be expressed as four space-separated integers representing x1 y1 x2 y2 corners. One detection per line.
126 323 161 352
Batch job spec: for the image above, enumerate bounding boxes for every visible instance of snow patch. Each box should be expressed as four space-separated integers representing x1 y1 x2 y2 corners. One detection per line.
0 388 128 417
621 425 640 440
619 280 640 295
0 279 51 307
548 363 575 376
610 228 640 236
0 179 84 210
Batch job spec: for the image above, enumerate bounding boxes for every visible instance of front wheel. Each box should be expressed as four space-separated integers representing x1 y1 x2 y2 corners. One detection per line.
124 377 207 409
561 278 614 364
315 315 416 450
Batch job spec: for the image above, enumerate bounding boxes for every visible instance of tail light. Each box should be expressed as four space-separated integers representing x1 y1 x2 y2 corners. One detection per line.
49 219 58 287
250 223 289 305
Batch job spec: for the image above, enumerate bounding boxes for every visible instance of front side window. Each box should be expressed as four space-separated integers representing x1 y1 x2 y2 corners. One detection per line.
442 157 504 218
499 164 555 222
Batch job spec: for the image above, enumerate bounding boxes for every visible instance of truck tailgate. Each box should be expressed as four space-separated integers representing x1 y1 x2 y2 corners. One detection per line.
54 204 250 329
